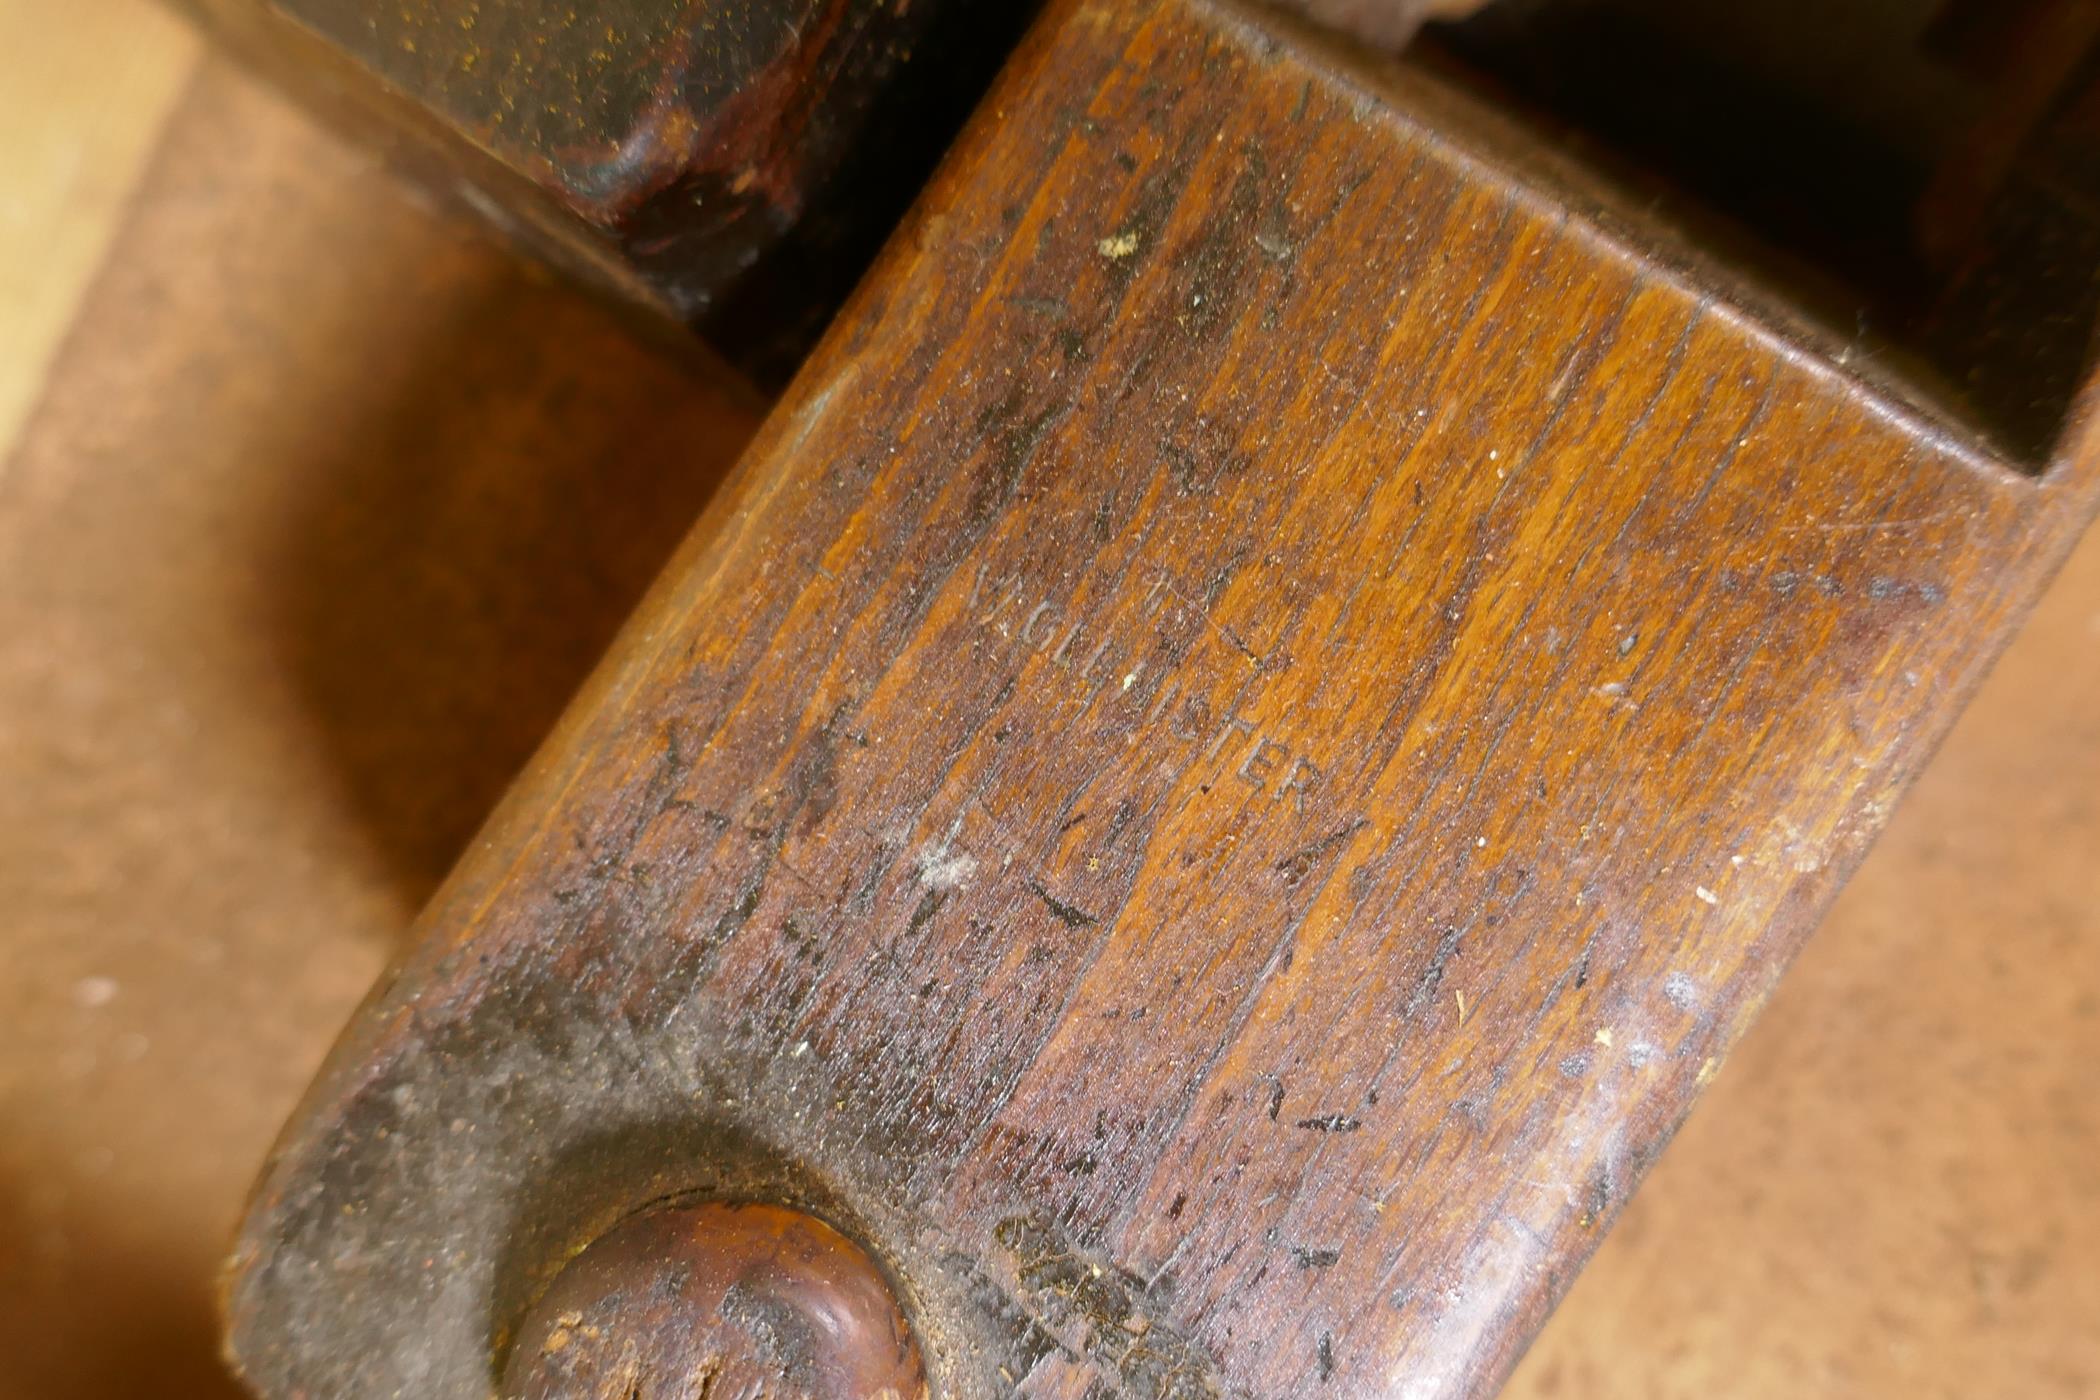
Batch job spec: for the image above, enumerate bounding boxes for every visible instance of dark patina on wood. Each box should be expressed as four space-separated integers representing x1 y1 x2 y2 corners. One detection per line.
223 0 2100 1395
503 1201 925 1399
182 0 1034 381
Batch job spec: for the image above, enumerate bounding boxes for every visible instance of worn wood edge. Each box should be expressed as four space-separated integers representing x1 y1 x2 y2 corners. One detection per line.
211 12 986 1326
1225 0 2100 650
221 0 2100 1392
224 0 1081 1200
171 0 711 348
1223 0 2099 486
225 0 2100 1295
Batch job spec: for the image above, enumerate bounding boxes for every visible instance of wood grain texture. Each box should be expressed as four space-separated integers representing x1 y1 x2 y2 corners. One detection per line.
2 26 2093 1400
223 0 2100 1396
1505 504 2100 1398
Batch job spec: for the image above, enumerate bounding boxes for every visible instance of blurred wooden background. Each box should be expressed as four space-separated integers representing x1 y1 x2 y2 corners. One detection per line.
0 1 2093 1395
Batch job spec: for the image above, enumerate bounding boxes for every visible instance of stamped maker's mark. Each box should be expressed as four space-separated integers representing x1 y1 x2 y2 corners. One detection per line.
964 563 1328 813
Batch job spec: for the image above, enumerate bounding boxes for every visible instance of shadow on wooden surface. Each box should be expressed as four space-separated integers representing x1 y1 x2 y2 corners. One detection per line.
258 264 761 909
0 14 2093 1400
0 54 756 1400
0 1163 241 1400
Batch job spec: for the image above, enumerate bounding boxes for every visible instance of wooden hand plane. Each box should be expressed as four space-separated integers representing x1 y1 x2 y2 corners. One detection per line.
200 0 2100 1395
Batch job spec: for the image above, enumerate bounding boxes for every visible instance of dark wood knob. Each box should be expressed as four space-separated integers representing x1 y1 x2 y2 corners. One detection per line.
503 1202 925 1400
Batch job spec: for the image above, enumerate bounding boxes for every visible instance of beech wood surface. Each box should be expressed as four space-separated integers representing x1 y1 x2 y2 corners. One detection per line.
223 0 2100 1396
2 14 2096 1400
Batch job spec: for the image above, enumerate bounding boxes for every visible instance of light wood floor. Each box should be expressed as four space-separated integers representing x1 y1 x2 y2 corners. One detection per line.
0 3 2093 1396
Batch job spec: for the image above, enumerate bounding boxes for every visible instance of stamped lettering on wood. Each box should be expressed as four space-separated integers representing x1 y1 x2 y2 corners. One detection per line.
225 1 2100 1397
